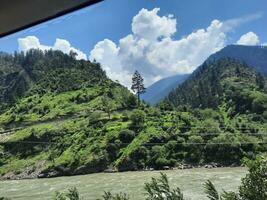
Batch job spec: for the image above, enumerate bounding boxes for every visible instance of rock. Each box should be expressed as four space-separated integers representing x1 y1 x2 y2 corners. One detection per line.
104 168 118 173
163 166 170 170
210 162 218 168
204 164 213 169
230 163 238 167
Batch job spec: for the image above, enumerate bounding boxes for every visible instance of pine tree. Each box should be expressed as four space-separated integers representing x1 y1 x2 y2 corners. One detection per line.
131 70 146 106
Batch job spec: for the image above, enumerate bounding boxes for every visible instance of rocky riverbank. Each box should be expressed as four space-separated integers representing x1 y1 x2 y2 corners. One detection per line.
0 162 241 181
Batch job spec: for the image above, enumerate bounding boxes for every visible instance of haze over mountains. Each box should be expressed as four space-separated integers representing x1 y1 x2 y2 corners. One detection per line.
141 74 189 105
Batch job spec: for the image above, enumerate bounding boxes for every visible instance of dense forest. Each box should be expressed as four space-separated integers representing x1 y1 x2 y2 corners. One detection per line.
0 48 267 180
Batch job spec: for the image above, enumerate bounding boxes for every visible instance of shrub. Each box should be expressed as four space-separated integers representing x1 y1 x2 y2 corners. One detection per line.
144 173 185 200
54 187 80 200
118 129 136 143
100 191 129 200
130 109 146 130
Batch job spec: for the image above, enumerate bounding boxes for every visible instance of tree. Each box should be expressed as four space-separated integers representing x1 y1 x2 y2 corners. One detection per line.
101 95 115 119
69 50 78 60
238 157 267 200
204 156 267 200
256 73 265 90
130 109 146 130
131 70 146 106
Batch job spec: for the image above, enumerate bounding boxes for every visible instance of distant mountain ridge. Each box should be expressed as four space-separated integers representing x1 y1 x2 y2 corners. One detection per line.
207 45 267 75
141 74 189 105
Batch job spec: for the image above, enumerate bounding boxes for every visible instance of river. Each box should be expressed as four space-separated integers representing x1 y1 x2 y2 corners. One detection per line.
0 167 246 200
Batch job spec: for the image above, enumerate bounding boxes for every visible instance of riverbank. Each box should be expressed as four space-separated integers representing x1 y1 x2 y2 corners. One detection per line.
0 167 247 200
0 162 241 181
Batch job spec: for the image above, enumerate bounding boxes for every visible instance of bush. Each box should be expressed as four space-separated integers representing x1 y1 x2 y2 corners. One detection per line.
130 109 146 130
239 157 267 200
144 173 185 200
54 187 80 200
100 191 129 200
118 129 136 143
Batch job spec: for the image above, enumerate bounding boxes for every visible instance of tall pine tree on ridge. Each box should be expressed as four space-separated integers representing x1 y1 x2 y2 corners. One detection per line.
131 70 146 106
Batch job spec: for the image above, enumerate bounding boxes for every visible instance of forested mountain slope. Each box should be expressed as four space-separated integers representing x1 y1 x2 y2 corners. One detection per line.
207 45 267 75
0 50 106 110
166 58 267 116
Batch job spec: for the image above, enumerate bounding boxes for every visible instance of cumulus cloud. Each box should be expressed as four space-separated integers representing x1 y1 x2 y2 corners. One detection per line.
18 36 87 60
131 8 176 40
18 36 50 51
89 8 262 88
90 39 132 87
236 32 260 45
90 8 230 87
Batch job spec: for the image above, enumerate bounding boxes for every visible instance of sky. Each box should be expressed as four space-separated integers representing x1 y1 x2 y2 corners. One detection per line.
0 0 267 87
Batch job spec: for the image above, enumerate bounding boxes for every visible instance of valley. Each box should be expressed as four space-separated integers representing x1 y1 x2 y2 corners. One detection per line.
0 46 267 182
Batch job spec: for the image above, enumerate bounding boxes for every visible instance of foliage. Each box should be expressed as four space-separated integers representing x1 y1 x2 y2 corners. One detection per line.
166 58 267 116
203 157 267 200
144 173 185 200
131 70 146 106
204 180 219 200
101 95 116 119
100 191 129 200
54 187 80 200
129 109 146 131
238 157 267 200
1 51 267 179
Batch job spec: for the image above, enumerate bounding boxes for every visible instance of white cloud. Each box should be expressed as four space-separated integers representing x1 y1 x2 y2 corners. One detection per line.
132 8 176 40
146 20 226 74
18 36 50 51
236 32 260 45
89 39 132 87
90 8 230 87
18 36 87 60
53 39 87 60
222 12 263 32
88 9 262 88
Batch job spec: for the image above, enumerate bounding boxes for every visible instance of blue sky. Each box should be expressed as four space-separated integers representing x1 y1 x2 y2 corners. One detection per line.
0 0 266 86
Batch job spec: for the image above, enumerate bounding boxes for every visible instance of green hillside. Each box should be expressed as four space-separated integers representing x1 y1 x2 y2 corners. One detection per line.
0 52 267 179
167 58 267 114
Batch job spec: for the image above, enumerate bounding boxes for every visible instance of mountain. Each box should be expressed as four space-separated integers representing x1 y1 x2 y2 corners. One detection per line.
0 49 139 178
143 45 267 105
166 58 267 116
141 74 189 105
207 45 267 75
1 49 267 180
0 49 107 110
